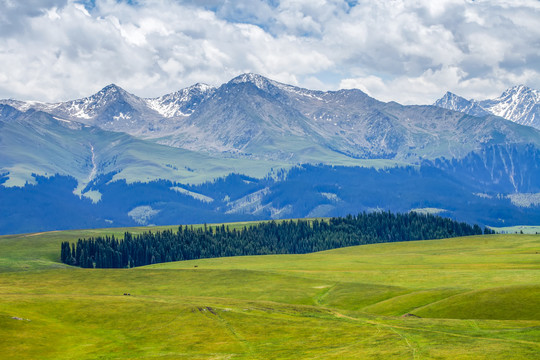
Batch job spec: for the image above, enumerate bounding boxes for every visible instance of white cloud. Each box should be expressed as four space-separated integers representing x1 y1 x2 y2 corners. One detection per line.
0 0 538 104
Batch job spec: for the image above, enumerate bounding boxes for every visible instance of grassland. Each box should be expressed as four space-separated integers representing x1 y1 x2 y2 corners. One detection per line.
0 224 539 359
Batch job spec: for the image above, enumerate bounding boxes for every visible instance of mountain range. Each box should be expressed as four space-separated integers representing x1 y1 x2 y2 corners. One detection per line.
4 74 540 163
1 74 539 234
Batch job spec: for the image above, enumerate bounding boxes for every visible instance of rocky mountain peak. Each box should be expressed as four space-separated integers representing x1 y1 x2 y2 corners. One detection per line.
228 73 275 91
434 91 467 106
498 84 539 102
101 83 122 92
434 85 540 128
93 83 131 101
189 83 214 93
433 91 489 117
145 82 216 118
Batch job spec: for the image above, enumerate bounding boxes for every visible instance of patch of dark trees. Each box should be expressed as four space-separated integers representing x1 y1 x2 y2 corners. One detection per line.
61 211 494 269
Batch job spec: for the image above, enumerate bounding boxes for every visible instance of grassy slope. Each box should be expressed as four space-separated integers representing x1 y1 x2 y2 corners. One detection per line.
0 225 539 359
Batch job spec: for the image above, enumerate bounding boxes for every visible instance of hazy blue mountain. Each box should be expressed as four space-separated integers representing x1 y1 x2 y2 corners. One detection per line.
2 145 539 235
434 85 540 129
424 144 540 194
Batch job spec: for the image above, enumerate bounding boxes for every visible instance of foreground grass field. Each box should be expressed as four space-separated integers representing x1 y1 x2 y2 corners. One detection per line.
0 225 539 359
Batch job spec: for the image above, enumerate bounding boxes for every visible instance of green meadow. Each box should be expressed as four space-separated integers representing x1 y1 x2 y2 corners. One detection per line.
0 224 539 359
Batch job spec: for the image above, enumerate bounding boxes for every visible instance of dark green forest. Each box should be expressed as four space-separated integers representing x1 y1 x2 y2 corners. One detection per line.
61 212 491 268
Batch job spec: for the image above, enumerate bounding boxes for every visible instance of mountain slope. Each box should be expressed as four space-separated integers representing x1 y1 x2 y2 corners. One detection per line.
0 105 287 191
2 145 540 234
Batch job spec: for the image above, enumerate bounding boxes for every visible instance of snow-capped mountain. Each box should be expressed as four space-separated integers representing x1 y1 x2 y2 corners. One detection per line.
433 92 490 117
434 85 540 129
1 84 160 136
0 82 215 137
481 85 540 128
3 74 540 164
146 83 215 118
159 74 540 161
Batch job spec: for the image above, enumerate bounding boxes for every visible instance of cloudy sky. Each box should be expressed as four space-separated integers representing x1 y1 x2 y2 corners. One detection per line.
1 0 539 104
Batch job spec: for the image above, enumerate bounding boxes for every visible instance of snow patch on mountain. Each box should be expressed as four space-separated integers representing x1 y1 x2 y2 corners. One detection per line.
64 102 93 119
146 98 189 118
230 73 272 90
272 82 325 101
1 100 46 112
113 112 131 121
145 83 215 118
482 85 540 128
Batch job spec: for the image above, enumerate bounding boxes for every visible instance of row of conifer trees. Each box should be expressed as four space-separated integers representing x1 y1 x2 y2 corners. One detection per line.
61 211 491 268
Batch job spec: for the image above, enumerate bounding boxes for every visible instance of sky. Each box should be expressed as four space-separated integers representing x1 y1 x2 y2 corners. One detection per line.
0 0 539 104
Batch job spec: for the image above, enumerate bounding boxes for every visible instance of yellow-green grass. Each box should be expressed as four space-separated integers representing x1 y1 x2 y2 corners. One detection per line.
0 225 539 359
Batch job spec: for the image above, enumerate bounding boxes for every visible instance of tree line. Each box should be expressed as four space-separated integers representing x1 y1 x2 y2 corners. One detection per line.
61 212 491 268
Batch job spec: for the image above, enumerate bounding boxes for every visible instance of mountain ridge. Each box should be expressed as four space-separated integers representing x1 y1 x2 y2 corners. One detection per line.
3 74 539 164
